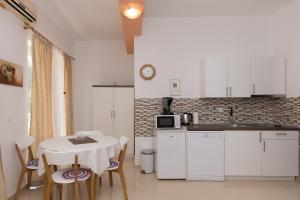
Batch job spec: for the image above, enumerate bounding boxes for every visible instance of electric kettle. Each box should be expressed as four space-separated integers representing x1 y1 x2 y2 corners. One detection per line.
181 112 193 125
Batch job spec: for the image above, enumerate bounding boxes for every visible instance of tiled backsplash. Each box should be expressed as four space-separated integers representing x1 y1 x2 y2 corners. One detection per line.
135 97 300 137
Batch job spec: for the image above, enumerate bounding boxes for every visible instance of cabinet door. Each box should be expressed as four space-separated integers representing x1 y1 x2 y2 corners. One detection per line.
225 131 261 176
92 87 114 136
156 131 186 179
114 87 134 155
227 58 251 97
250 57 285 95
204 58 228 97
262 140 298 176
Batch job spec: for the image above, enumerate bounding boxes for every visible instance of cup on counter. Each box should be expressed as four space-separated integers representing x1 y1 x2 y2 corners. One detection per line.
193 112 199 124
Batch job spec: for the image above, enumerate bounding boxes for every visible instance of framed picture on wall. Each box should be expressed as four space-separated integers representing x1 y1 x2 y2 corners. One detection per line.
0 58 23 87
170 79 181 96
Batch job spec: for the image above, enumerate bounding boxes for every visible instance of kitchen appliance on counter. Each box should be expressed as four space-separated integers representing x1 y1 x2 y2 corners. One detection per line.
156 115 181 129
162 97 174 115
181 112 193 125
192 112 199 125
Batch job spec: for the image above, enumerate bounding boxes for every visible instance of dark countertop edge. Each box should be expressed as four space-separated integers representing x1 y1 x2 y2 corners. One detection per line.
92 85 134 88
186 124 300 132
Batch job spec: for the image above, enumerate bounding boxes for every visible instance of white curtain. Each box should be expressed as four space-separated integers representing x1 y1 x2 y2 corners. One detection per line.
52 47 66 137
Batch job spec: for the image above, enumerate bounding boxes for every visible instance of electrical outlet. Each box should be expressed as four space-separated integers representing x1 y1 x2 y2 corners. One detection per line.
7 114 13 123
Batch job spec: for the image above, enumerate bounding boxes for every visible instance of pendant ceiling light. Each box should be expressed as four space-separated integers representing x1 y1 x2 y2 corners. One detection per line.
121 1 144 20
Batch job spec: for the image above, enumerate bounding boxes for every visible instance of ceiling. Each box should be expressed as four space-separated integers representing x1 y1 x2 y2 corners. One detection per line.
37 0 295 41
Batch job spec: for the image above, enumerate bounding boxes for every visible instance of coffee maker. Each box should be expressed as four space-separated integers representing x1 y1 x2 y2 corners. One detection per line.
161 97 174 115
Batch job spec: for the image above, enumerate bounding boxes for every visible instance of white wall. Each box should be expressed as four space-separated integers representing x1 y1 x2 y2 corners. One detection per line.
135 17 274 98
272 0 300 97
73 41 134 132
0 6 73 197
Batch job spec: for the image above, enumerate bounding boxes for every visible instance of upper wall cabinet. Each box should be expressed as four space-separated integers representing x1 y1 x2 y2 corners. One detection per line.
250 57 286 96
200 57 251 98
227 57 251 97
201 58 228 98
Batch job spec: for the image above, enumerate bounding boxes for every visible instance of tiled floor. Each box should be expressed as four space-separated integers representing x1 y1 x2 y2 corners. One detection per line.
16 158 300 200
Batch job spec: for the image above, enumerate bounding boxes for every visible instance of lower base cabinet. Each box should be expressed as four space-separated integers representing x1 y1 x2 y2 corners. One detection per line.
261 132 299 177
225 131 299 177
225 131 261 176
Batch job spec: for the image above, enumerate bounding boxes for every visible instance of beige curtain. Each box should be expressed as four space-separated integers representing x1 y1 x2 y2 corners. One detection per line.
30 33 53 153
64 55 73 135
0 149 7 200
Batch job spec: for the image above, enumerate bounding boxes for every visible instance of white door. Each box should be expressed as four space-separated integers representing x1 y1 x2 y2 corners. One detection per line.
114 87 134 155
156 131 186 179
227 57 251 97
92 87 114 136
187 132 224 181
261 140 298 176
204 58 228 97
225 131 261 176
250 57 285 95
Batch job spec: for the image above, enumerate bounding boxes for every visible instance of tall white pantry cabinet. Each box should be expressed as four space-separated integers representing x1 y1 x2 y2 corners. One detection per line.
92 86 134 156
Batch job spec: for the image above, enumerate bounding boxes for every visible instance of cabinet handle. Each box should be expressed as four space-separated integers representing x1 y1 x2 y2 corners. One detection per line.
276 132 287 136
226 86 228 97
252 84 255 94
259 132 262 142
263 141 266 152
111 111 113 118
113 110 116 119
230 87 232 97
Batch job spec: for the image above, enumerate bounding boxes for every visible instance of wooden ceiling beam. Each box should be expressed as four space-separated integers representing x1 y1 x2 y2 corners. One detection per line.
119 0 144 54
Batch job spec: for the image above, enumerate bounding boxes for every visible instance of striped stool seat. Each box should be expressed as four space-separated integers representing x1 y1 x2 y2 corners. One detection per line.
26 158 39 170
107 160 119 171
52 168 90 184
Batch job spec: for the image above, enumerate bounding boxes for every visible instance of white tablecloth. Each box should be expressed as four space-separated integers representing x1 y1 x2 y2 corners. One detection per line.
37 135 120 176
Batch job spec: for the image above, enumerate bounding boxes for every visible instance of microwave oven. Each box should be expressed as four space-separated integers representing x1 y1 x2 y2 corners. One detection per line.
155 115 181 129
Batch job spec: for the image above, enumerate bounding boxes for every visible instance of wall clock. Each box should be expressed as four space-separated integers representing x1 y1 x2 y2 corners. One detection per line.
140 64 156 80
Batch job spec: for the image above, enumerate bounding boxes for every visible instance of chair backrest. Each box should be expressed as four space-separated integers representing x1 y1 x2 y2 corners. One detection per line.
42 150 79 166
118 137 129 166
16 136 34 151
42 150 80 183
75 131 103 138
15 136 35 167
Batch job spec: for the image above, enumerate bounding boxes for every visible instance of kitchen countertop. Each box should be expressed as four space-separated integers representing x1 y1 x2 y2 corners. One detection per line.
187 123 300 131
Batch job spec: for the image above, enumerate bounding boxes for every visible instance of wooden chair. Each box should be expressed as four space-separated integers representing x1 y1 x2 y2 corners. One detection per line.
0 148 7 200
42 150 92 200
15 136 39 199
75 131 103 138
102 137 129 200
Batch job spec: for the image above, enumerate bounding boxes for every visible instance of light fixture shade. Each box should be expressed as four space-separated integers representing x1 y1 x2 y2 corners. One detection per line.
121 2 144 20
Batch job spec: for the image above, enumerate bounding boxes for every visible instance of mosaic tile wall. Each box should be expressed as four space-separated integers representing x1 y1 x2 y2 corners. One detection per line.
135 97 300 179
135 97 300 137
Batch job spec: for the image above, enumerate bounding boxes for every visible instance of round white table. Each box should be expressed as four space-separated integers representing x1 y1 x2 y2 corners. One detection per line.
37 135 120 176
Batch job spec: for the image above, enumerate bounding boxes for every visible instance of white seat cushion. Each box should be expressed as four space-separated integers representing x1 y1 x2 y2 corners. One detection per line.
52 168 90 184
107 160 119 171
26 158 39 170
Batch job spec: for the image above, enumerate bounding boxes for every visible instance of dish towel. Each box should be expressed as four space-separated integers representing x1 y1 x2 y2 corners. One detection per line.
0 148 7 200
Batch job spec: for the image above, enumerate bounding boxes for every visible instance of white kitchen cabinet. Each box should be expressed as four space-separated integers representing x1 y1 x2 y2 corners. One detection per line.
261 131 299 177
156 130 186 179
92 86 134 155
202 57 251 98
92 87 114 136
227 57 251 97
225 131 261 176
250 57 286 95
203 58 228 97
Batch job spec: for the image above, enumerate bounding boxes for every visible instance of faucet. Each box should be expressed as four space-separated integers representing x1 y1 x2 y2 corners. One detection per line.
229 106 235 124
